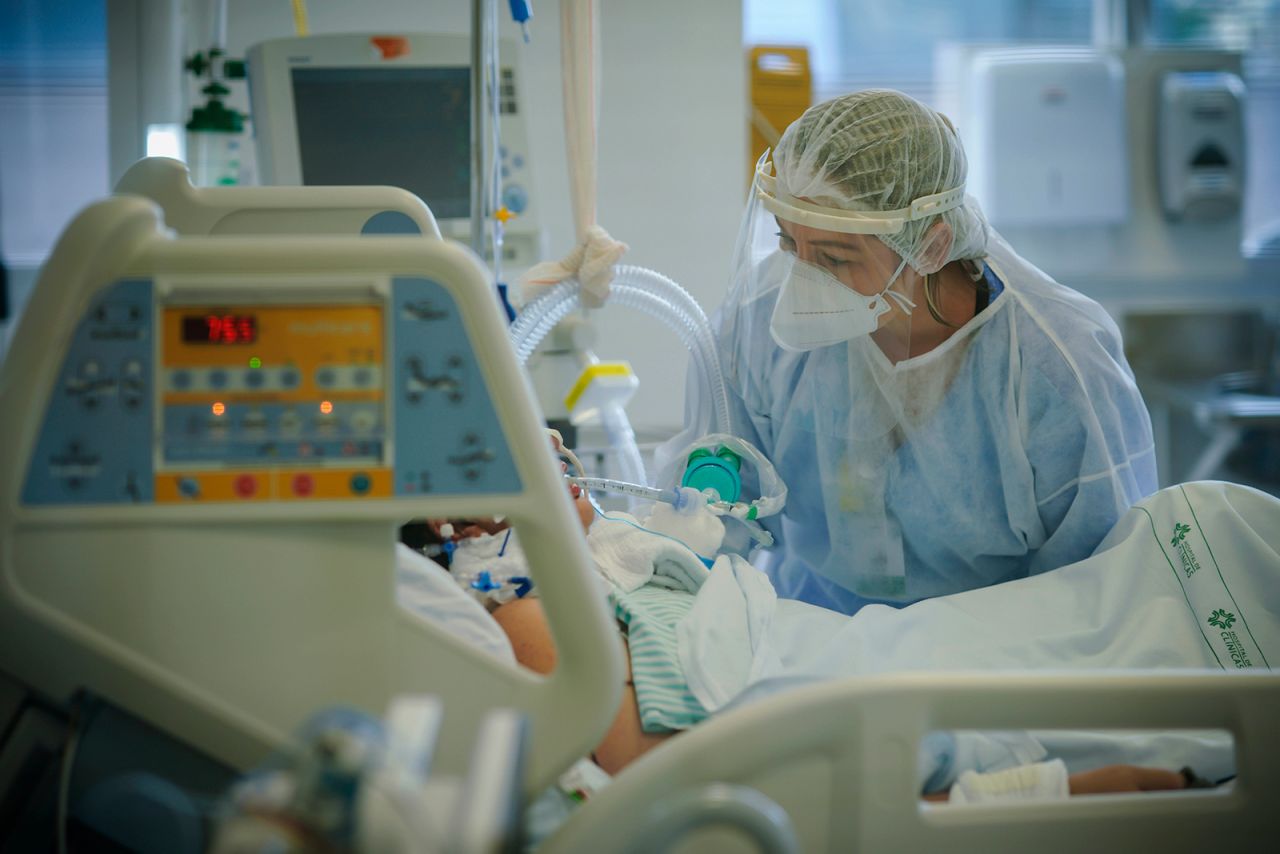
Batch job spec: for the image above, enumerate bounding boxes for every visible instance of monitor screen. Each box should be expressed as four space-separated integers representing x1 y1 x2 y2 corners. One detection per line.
290 66 471 219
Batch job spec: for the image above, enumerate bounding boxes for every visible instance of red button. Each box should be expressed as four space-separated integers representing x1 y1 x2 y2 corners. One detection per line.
292 473 315 497
234 474 257 498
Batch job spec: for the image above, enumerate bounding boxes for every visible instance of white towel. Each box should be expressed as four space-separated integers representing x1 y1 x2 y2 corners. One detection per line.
949 759 1070 804
586 512 710 594
449 529 530 581
643 500 725 559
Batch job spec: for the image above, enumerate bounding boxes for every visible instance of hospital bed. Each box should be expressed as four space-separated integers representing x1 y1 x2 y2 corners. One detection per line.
114 155 442 238
546 672 1279 852
1 192 1277 851
0 193 621 837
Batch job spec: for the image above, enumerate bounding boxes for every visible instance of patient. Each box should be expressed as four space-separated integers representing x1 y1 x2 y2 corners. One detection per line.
492 595 1191 801
491 507 1198 802
416 437 1208 801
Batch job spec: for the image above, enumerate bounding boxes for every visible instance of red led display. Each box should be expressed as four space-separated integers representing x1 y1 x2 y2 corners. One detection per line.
182 314 258 344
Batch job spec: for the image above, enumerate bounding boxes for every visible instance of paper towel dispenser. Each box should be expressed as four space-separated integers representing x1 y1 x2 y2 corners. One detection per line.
967 50 1129 227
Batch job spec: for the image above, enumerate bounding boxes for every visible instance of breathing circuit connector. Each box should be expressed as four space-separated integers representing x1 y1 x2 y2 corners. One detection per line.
669 485 705 515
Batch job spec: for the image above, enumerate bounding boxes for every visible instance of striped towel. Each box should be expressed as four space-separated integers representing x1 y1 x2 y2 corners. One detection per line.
609 584 708 733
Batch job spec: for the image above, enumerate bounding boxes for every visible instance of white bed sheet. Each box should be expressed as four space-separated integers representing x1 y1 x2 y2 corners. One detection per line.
679 481 1279 786
395 544 516 665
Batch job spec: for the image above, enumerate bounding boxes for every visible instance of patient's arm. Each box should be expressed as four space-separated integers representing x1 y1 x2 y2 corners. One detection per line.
494 600 1193 795
491 598 670 774
921 764 1188 802
1067 764 1187 795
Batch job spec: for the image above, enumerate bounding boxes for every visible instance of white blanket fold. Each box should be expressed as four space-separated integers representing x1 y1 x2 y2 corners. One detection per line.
587 512 710 594
676 482 1279 784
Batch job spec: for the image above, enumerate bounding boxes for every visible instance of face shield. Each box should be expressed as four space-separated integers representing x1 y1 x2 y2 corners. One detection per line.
749 149 968 357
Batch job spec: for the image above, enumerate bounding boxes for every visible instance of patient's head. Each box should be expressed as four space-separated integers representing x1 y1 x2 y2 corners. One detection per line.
427 434 594 544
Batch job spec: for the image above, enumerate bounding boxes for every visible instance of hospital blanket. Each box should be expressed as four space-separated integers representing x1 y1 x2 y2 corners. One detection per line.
609 585 708 733
583 508 715 732
678 481 1279 783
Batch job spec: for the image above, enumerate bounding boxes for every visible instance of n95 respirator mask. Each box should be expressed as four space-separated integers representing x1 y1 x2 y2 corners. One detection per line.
768 256 914 352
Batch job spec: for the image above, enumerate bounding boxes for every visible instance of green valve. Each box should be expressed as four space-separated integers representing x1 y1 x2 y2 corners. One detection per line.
681 446 742 503
186 97 243 133
249 357 262 369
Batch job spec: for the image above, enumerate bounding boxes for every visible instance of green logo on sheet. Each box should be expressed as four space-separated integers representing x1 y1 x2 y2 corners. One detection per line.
1209 609 1253 668
1172 522 1200 578
1209 609 1236 630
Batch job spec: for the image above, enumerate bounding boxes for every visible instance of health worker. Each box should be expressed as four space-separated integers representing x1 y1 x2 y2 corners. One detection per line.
716 89 1156 614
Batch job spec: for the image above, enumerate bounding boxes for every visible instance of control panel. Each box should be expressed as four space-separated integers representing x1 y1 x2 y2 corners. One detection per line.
21 280 155 505
22 276 521 506
158 300 388 501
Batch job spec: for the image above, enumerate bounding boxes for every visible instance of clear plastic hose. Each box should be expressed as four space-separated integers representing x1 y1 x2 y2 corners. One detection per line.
571 476 678 506
509 266 733 441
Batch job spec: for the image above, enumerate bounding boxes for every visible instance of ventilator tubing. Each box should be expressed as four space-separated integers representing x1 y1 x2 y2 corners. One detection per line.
510 265 733 485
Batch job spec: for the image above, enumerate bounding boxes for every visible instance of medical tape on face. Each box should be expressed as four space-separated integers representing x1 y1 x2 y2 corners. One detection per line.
754 150 966 236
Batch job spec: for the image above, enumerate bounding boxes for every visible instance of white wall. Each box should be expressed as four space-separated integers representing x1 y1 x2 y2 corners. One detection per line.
220 0 747 434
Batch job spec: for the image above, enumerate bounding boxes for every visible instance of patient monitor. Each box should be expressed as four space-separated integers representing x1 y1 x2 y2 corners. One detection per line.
247 33 543 270
0 197 622 812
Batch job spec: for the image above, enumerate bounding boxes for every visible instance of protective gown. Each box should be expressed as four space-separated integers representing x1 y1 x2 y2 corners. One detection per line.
718 231 1157 614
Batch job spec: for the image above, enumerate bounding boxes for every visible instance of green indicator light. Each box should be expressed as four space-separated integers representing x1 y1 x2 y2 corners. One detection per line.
249 357 262 369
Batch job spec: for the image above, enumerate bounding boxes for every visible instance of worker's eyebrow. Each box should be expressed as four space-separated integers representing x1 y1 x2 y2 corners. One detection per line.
774 219 863 252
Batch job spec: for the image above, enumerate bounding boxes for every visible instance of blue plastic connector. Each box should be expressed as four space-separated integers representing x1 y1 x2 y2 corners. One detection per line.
497 283 517 324
508 0 532 42
470 571 502 593
670 485 703 515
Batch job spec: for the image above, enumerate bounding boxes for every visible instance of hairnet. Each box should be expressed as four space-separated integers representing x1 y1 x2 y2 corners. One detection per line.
772 89 990 272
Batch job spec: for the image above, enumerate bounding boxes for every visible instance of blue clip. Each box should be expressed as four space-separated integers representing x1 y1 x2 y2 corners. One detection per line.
470 571 502 593
511 576 533 598
497 283 518 324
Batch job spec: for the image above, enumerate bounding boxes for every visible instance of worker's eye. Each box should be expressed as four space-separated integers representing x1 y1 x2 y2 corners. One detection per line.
820 252 850 268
